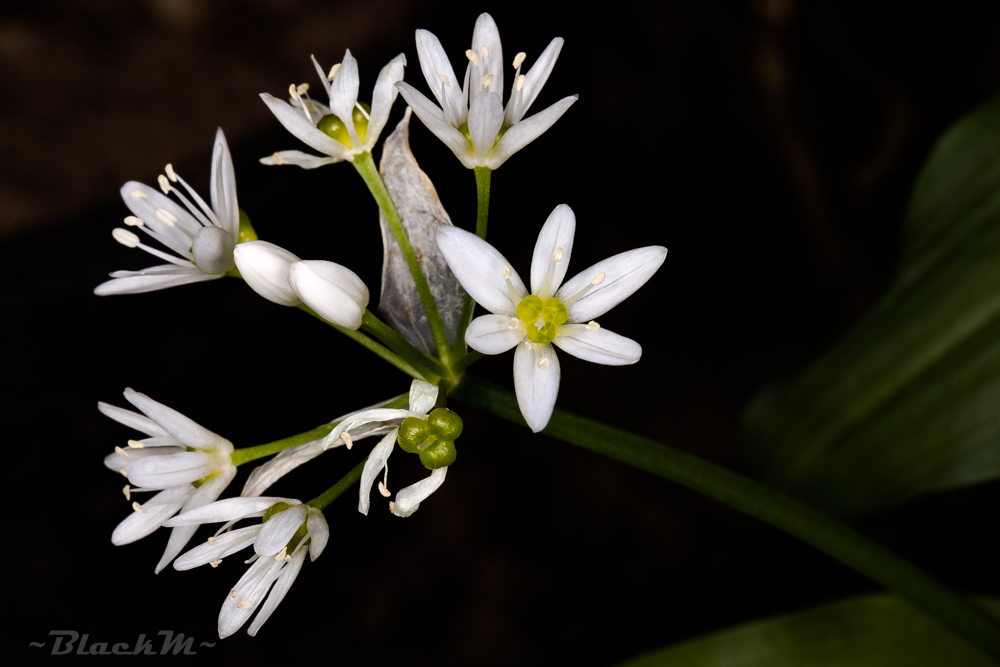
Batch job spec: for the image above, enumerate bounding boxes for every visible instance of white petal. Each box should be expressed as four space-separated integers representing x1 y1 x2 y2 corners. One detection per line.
174 525 262 570
210 128 240 239
108 264 203 278
98 402 169 437
471 13 504 95
488 95 577 169
111 485 194 545
259 93 352 161
259 150 341 169
415 29 461 119
119 182 199 253
191 226 236 275
233 240 302 306
367 53 407 150
288 260 369 329
155 465 236 573
392 467 447 518
436 226 526 316
255 503 308 556
358 431 397 516
395 83 475 168
554 327 642 366
306 508 329 560
467 91 504 165
556 246 668 322
94 267 220 295
322 408 412 449
408 379 439 416
104 445 185 472
248 545 307 636
513 37 564 123
165 496 301 527
328 49 361 124
126 451 228 489
219 557 284 639
465 314 525 354
241 440 324 497
513 342 560 433
124 388 233 453
530 204 576 297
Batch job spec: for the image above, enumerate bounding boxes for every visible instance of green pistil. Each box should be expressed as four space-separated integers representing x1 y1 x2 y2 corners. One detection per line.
397 408 463 469
317 101 371 149
517 295 569 345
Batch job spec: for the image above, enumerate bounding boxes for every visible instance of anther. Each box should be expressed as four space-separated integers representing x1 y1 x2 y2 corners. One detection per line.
378 481 391 498
502 265 512 279
552 247 565 262
207 536 221 544
585 321 600 331
122 485 131 501
481 45 489 60
119 466 128 477
285 555 292 563
389 501 396 513
231 589 238 599
237 600 253 609
209 559 222 568
127 439 145 448
439 73 451 88
288 83 299 100
516 75 525 91
538 357 551 370
272 152 284 165
296 83 310 96
341 432 354 450
157 174 171 194
274 547 287 561
465 49 481 66
132 501 147 514
153 208 178 228
124 215 144 227
327 63 341 81
165 163 178 182
481 74 494 87
592 272 606 285
509 317 520 330
513 52 526 69
129 189 147 199
113 228 140 248
115 445 129 458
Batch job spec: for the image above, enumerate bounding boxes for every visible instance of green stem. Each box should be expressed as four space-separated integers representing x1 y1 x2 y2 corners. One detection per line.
451 375 1000 663
307 456 368 510
452 167 493 360
352 151 452 364
361 310 447 381
230 394 409 466
297 304 425 380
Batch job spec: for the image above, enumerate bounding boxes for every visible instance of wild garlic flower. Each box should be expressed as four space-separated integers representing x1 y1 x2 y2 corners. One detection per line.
164 497 329 638
323 379 457 517
260 50 406 168
95 129 251 295
101 388 236 573
437 205 667 432
395 12 576 169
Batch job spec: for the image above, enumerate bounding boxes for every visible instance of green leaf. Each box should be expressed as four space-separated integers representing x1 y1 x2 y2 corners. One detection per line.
618 596 1000 667
742 94 1000 518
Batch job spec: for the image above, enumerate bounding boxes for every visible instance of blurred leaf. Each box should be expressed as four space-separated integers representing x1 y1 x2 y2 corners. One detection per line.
618 595 1000 667
742 94 1000 518
377 108 465 355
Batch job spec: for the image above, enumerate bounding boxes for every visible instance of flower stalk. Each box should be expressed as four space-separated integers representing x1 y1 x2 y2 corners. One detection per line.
453 167 493 359
307 457 368 510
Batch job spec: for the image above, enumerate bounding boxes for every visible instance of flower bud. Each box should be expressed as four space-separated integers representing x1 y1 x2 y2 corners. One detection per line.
233 240 302 306
288 260 369 329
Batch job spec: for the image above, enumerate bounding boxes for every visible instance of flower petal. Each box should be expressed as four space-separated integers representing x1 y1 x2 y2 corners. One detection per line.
415 29 461 121
408 379 439 416
174 525 262 570
556 246 668 322
119 181 199 252
530 204 576 297
513 342 560 433
104 445 185 473
471 13 504 96
322 408 412 450
191 226 236 275
124 388 233 453
259 93 352 161
241 440 323 498
164 496 300 527
367 53 406 150
467 91 504 164
248 545 307 636
288 260 369 329
395 83 475 168
111 485 194 545
98 401 169 437
436 226 527 316
126 451 228 489
155 465 236 573
94 266 220 295
554 327 642 366
255 503 308 556
306 508 329 561
328 49 361 132
488 95 578 169
233 240 302 306
514 37 564 123
392 466 447 517
259 150 341 169
465 314 525 354
210 128 240 239
219 556 283 639
358 431 397 516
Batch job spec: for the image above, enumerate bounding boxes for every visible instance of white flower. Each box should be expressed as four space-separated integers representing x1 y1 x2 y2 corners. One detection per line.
324 379 448 517
395 12 577 169
165 497 328 638
437 204 667 432
288 259 369 329
101 388 236 573
232 240 302 306
260 50 406 168
95 129 246 295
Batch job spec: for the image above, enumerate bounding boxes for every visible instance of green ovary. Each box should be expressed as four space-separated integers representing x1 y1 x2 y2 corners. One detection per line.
517 295 569 345
317 101 371 148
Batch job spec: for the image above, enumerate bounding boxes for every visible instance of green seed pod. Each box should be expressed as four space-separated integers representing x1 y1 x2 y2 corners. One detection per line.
397 416 431 454
427 407 463 441
316 102 371 149
263 502 294 522
419 439 457 470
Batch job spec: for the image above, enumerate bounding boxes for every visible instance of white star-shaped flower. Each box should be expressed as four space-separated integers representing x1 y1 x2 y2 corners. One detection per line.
165 497 329 638
101 388 236 572
437 204 667 432
395 12 577 169
260 50 406 168
95 129 246 295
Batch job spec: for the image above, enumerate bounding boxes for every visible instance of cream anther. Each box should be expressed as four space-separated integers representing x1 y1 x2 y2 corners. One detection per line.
207 536 221 544
327 63 341 81
502 265 512 279
296 83 310 96
113 228 140 248
509 316 520 330
552 247 565 262
127 439 145 448
210 559 222 568
341 432 354 450
123 216 144 227
237 600 253 609
288 83 300 100
481 45 489 60
129 189 147 199
388 501 396 513
285 555 292 563
592 272 606 285
157 174 171 194
122 485 131 501
274 547 287 561
272 152 284 166
515 75 525 91
378 481 391 498
231 589 238 598
115 445 129 458
119 466 128 477
513 52 526 69
481 74 494 87
465 49 481 66
154 208 178 227
585 321 600 331
132 501 147 514
439 74 451 88
538 357 551 370
165 163 178 182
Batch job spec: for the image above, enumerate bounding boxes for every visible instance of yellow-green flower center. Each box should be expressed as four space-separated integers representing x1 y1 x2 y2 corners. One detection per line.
317 101 371 148
517 295 568 345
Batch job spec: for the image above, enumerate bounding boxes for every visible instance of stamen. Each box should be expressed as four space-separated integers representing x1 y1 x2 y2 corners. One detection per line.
123 216 144 227
535 316 545 329
516 75 525 91
115 445 129 458
169 171 221 227
288 83 300 100
563 273 606 307
272 152 284 166
509 316 520 330
112 228 140 248
231 589 238 599
164 163 178 182
378 481 391 498
354 101 370 120
153 208 178 228
122 485 131 501
127 439 145 448
129 189 147 199
592 272 606 285
586 321 600 331
327 63 341 81
296 83 310 96
132 501 147 514
244 554 260 564
552 247 565 262
502 265 512 279
119 466 128 477
465 49 481 66
538 357 551 370
208 536 221 544
439 73 451 88
209 559 222 568
341 432 353 450
513 52 526 69
481 45 489 60
274 547 287 561
388 501 396 514
481 74 494 87
157 174 171 195
285 555 292 563
237 600 253 609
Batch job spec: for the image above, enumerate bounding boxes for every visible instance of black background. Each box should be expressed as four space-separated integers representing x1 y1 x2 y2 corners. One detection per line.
5 1 1000 664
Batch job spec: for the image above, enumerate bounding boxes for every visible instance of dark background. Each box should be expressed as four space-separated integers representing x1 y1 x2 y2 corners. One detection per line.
5 0 1000 664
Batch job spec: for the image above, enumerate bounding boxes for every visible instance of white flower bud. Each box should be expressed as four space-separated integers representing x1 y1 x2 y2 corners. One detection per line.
233 241 302 306
288 260 369 329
